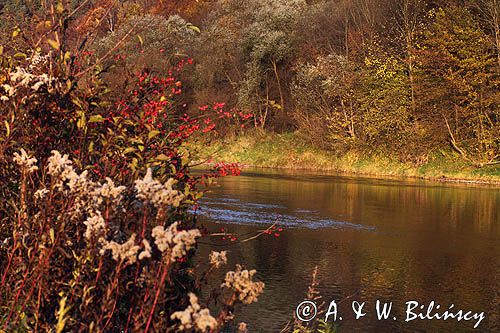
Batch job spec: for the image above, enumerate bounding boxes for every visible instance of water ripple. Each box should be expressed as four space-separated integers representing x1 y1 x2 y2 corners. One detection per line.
196 197 375 231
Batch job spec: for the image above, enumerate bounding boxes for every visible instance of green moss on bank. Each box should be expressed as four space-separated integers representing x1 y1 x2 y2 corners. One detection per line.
199 132 500 184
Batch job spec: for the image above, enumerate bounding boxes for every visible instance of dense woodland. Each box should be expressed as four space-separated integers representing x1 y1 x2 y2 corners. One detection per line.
1 0 498 167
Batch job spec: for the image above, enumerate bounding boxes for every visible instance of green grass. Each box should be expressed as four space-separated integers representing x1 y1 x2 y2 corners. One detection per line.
197 131 500 184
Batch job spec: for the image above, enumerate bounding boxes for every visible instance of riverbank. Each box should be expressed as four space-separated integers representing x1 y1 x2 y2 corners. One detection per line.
198 132 500 185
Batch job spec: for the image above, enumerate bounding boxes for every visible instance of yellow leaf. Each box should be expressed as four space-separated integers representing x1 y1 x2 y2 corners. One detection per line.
47 39 60 50
4 121 10 137
131 158 138 170
49 228 55 243
77 112 86 129
123 147 136 154
148 130 161 140
13 52 27 59
156 154 169 161
55 295 71 333
56 2 64 14
72 98 82 108
187 23 201 34
88 115 105 123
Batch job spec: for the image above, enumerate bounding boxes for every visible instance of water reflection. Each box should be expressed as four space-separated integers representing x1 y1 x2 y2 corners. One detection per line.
195 169 500 332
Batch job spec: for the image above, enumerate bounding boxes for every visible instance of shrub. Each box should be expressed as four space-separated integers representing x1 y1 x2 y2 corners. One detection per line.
93 14 198 72
292 54 360 150
0 10 265 331
0 148 264 332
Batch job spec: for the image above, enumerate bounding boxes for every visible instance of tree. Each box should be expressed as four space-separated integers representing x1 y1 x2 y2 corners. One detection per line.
419 6 500 166
92 14 197 78
360 41 413 149
198 0 304 129
476 0 500 67
238 0 304 119
292 54 360 148
395 0 425 116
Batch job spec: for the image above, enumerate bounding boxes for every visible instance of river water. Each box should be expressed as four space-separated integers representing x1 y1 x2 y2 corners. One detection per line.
195 168 500 332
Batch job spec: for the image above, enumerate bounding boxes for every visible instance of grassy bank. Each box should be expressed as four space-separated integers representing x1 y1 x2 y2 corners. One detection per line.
199 132 500 185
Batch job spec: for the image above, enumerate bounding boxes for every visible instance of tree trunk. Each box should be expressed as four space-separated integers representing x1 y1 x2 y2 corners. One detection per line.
271 60 285 112
408 38 417 117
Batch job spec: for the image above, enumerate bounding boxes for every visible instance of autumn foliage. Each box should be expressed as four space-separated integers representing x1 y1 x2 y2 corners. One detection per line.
0 1 262 332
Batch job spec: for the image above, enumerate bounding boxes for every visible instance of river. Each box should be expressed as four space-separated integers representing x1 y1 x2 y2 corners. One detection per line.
195 168 500 332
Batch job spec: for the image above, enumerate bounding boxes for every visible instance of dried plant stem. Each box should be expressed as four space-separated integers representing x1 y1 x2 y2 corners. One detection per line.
1 242 18 286
144 260 170 333
97 262 123 329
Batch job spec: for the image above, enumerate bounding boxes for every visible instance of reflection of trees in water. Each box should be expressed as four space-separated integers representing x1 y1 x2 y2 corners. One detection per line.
225 174 499 230
489 266 499 331
210 174 499 330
